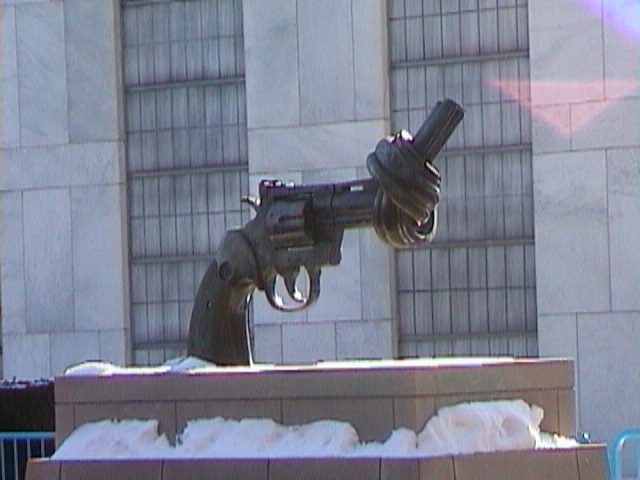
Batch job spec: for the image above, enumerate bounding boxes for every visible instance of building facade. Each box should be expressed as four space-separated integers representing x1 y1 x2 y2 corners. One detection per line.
1 0 638 444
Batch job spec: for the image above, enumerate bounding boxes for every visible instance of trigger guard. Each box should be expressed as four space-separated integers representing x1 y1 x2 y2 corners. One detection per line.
264 275 309 313
264 267 322 312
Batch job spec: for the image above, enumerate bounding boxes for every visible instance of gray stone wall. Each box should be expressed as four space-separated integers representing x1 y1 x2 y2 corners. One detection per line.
243 0 396 363
530 0 640 442
1 0 639 448
1 0 130 378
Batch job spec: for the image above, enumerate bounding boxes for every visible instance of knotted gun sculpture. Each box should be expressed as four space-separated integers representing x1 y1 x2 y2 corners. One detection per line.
187 99 464 365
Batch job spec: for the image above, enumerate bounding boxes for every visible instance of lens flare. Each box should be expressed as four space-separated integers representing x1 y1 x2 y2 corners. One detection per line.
580 0 640 39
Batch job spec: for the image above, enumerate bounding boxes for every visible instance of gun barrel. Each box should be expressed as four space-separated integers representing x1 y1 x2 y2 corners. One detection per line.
411 98 464 163
325 178 378 231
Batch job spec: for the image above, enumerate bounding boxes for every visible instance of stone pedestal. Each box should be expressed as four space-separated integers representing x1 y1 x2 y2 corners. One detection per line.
26 357 607 479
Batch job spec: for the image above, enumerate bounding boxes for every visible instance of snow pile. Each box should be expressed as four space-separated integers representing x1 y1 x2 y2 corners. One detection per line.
52 400 577 460
52 420 173 459
177 418 360 458
62 357 517 377
417 400 542 456
63 357 215 376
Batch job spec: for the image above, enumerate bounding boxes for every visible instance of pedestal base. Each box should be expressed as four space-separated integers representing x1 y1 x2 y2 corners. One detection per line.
26 358 608 480
27 446 607 480
54 357 576 445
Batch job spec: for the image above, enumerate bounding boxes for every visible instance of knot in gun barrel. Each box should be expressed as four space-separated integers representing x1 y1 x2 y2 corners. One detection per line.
366 99 464 248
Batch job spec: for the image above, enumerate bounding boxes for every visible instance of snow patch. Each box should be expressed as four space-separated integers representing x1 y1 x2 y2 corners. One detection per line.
53 419 172 459
63 357 216 376
417 399 542 456
52 400 578 460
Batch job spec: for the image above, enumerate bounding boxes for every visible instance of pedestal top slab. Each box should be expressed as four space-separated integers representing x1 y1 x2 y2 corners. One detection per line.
55 357 573 403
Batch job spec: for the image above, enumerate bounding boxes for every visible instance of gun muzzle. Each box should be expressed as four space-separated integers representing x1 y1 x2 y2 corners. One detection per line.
411 98 465 164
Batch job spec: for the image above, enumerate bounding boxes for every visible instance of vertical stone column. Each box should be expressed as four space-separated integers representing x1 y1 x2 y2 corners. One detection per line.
530 0 640 441
1 0 130 378
242 0 396 363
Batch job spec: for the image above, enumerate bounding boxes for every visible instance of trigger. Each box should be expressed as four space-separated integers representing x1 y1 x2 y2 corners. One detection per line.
264 274 307 313
283 267 305 303
264 276 282 310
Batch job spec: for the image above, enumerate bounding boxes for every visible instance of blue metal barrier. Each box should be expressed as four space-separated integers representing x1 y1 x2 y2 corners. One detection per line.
0 432 55 480
609 429 640 480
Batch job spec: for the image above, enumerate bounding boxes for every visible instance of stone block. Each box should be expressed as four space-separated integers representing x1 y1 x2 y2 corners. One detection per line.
335 320 394 360
352 0 389 121
2 333 51 379
50 331 101 376
252 324 283 364
23 189 74 333
306 229 361 323
55 404 75 448
16 2 69 146
64 0 121 143
25 459 61 480
300 167 358 184
2 6 20 148
414 360 573 396
0 191 26 334
530 104 572 153
98 329 130 366
603 11 640 99
282 397 394 441
163 459 268 480
533 150 610 314
60 460 162 480
528 0 604 105
454 449 580 480
577 312 640 443
71 184 129 331
281 323 336 363
269 458 379 480
243 0 299 128
577 445 608 480
359 228 395 321
558 389 577 438
418 457 455 479
55 370 279 404
297 0 355 124
607 148 640 311
572 97 640 150
380 459 419 480
2 142 125 191
538 314 578 359
248 120 387 174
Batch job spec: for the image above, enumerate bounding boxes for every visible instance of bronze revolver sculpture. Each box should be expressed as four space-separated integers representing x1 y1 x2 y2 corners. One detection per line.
187 99 464 365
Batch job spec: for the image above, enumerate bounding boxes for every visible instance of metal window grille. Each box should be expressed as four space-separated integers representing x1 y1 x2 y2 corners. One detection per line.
388 0 537 357
122 0 249 364
0 432 55 480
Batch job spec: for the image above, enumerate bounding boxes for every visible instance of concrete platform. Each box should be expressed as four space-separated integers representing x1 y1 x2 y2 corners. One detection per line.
27 446 607 480
26 357 609 479
53 358 576 446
